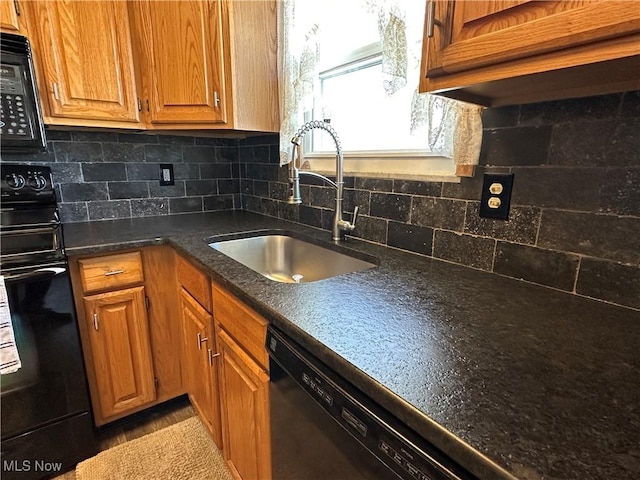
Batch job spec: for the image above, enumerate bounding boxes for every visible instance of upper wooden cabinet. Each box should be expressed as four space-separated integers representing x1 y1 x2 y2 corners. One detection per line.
21 0 278 131
1 0 24 34
129 0 278 131
26 0 141 125
130 0 227 125
222 0 278 132
420 0 640 106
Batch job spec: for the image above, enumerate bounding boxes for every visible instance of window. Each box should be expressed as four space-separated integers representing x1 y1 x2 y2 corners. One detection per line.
279 0 482 180
314 44 424 152
298 1 456 180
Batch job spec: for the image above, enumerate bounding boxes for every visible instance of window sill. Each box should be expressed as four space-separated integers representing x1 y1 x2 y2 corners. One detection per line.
301 151 461 183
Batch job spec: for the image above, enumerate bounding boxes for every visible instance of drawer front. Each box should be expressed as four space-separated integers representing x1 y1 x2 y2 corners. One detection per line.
78 252 144 293
212 282 268 370
176 254 211 311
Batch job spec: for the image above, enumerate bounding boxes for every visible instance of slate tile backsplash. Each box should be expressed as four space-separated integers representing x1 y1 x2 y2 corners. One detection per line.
1 131 241 222
239 91 640 310
1 91 638 310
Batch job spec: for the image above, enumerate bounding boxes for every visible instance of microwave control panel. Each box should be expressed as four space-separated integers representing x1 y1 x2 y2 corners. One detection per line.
0 64 33 139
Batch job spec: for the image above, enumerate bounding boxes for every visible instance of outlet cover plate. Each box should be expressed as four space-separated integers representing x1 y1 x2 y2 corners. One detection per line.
159 164 175 186
479 173 514 220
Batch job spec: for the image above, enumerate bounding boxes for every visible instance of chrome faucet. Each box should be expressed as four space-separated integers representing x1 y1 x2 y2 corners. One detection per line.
286 120 358 242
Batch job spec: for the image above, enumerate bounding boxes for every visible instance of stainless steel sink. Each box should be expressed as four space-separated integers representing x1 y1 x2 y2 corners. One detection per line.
209 234 375 283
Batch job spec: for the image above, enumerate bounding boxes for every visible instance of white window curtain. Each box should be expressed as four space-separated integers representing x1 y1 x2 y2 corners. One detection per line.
277 0 483 174
277 0 321 166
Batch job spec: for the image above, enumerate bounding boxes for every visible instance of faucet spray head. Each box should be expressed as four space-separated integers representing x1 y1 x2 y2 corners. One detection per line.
287 143 302 204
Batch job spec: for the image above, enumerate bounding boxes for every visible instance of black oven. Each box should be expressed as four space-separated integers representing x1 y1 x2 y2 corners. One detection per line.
1 165 96 479
0 32 47 152
1 208 62 267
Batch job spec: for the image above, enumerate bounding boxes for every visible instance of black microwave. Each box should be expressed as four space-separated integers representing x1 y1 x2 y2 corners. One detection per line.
0 33 46 152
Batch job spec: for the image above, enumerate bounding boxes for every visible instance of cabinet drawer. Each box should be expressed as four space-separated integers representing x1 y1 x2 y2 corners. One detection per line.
176 254 211 311
212 282 268 370
78 252 144 293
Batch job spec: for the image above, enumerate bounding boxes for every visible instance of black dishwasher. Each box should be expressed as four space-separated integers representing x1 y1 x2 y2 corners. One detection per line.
267 327 476 480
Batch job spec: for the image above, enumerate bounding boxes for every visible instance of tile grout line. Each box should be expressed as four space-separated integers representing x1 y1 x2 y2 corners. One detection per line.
572 256 582 294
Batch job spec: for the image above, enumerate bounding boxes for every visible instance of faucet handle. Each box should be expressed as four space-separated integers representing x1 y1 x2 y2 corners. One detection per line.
351 206 359 228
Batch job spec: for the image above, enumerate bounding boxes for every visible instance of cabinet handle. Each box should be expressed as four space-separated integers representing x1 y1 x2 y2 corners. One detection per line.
52 82 60 101
13 0 20 16
214 91 220 108
104 269 124 276
208 348 220 366
93 313 99 331
427 0 443 38
197 332 208 350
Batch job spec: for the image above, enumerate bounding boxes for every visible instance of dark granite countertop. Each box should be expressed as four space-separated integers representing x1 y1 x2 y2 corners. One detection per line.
63 211 640 480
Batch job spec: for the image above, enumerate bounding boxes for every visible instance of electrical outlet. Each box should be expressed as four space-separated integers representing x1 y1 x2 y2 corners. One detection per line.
479 173 514 220
159 164 174 186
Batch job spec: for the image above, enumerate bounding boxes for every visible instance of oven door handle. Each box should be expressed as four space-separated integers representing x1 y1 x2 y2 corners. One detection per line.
1 226 59 235
2 266 67 283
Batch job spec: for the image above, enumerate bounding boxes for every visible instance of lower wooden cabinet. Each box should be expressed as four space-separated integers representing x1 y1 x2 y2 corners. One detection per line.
70 246 185 426
213 282 271 480
176 256 272 477
217 328 271 480
179 287 223 447
71 244 274 474
83 286 156 419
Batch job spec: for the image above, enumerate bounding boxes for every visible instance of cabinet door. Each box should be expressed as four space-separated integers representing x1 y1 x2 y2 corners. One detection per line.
132 0 227 124
180 288 223 447
83 286 156 420
142 246 185 403
426 0 640 76
28 0 139 122
218 328 271 480
0 0 20 32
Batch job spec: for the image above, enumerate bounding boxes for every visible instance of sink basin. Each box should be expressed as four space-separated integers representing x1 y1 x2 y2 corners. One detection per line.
209 233 375 283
